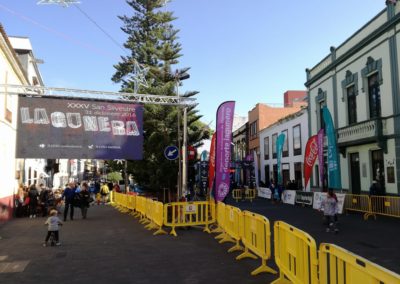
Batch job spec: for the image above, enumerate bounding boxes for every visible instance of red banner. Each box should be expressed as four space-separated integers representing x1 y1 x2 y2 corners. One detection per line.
304 135 318 188
208 132 216 192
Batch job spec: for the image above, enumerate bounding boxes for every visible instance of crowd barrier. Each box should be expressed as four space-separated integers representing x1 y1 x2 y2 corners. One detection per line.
218 205 243 253
212 202 225 235
272 221 319 284
366 195 400 220
232 189 242 202
245 188 257 202
163 201 215 236
135 196 147 220
110 193 400 282
127 195 136 216
344 194 370 217
319 243 400 284
236 211 276 276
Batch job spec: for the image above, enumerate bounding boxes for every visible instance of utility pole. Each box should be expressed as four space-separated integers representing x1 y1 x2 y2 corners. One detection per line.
175 71 190 200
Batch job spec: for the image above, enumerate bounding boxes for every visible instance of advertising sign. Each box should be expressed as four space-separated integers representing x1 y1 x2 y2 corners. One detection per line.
208 133 216 192
215 101 235 202
16 96 143 159
313 192 345 214
317 128 325 186
258 187 272 199
304 135 318 188
282 190 296 205
322 106 342 189
199 161 209 193
276 133 286 185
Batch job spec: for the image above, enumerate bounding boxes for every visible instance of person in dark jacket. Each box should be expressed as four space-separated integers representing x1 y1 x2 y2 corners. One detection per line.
78 182 91 219
28 184 39 218
62 182 76 221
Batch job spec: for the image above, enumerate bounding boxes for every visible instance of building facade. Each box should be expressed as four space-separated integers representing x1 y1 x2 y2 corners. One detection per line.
259 108 308 189
306 2 400 195
232 121 249 186
284 90 307 107
0 25 29 218
248 102 303 157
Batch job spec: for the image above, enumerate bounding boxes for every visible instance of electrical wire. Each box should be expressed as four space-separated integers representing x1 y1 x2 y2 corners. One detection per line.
0 3 118 60
73 4 128 55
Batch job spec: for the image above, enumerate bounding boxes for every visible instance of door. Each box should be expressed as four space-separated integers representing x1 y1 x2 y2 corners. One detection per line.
264 165 270 186
350 153 361 194
371 149 385 194
282 169 290 188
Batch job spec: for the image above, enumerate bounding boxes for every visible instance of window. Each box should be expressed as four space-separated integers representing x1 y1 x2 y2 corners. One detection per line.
361 57 382 119
368 73 381 119
347 85 357 124
272 133 277 159
282 130 288 157
341 70 359 125
293 124 301 155
263 137 269 160
250 121 257 139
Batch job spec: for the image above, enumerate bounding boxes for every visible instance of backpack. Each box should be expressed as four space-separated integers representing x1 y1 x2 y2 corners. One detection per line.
100 185 109 195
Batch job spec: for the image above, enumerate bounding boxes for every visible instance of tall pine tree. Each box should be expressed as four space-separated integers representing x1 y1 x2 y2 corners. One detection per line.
112 0 210 194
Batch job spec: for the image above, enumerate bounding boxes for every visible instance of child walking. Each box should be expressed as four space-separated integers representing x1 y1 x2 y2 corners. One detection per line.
320 188 339 233
43 209 63 246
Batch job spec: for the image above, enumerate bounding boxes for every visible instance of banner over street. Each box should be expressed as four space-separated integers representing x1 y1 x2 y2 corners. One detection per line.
16 96 143 159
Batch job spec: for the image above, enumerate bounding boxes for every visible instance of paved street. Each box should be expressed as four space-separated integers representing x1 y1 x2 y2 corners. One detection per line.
0 197 399 284
226 196 400 274
0 203 275 284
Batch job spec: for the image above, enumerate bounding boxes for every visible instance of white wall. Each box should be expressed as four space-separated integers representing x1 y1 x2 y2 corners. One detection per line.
259 109 309 190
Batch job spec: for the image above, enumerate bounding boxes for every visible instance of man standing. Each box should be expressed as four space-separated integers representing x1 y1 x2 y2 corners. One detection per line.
62 182 76 221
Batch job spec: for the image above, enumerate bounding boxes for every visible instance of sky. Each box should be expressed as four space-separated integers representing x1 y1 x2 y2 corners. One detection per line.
0 0 386 128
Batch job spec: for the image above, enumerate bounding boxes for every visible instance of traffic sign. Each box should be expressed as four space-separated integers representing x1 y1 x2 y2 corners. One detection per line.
164 145 179 160
188 145 196 160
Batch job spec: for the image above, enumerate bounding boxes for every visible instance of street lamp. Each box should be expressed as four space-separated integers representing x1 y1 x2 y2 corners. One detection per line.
175 71 190 200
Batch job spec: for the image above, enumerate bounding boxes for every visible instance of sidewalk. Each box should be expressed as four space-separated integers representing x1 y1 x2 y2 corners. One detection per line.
0 204 275 284
227 196 400 274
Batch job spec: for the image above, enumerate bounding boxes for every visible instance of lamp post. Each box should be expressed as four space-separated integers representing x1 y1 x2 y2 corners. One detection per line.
175 71 190 200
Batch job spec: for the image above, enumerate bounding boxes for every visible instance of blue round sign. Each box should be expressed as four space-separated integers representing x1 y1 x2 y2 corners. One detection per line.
164 145 179 160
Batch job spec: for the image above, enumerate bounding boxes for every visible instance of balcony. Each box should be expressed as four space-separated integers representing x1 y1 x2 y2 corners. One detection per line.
337 117 388 154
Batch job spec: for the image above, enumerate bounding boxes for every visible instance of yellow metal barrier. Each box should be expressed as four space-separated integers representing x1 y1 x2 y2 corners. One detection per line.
121 194 131 213
218 205 243 253
232 189 242 202
212 202 225 236
237 211 277 276
319 243 400 284
151 200 167 235
366 195 400 220
135 196 147 220
126 195 136 216
109 191 115 204
245 188 256 202
344 194 371 215
272 221 319 284
163 201 215 237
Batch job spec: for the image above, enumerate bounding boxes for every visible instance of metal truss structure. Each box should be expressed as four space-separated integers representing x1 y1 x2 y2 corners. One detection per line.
37 0 80 7
0 84 196 106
